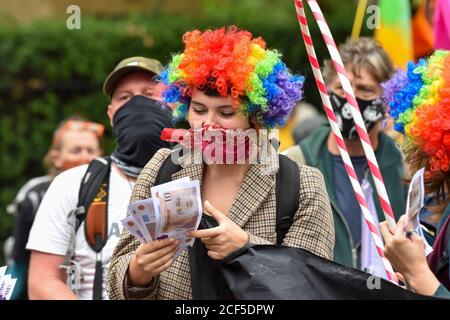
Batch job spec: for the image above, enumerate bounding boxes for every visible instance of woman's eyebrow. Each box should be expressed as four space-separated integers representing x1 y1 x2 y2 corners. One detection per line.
191 100 233 109
190 100 206 107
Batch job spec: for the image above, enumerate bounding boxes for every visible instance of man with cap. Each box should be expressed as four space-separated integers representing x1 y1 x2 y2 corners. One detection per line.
26 57 174 300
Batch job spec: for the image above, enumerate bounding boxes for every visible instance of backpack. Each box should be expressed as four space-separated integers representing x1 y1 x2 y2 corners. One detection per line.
61 153 300 300
61 156 112 300
154 153 300 245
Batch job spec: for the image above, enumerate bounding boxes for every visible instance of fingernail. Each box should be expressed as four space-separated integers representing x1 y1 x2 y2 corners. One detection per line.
205 200 210 206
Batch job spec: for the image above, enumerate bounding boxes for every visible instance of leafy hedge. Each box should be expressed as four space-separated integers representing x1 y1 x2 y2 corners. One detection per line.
0 0 355 264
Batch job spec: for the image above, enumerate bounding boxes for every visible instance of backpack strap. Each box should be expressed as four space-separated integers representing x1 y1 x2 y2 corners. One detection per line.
276 154 300 245
155 154 182 186
60 156 111 300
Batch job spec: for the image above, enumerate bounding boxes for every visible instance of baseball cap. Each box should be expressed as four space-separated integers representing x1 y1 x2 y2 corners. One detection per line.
103 56 164 97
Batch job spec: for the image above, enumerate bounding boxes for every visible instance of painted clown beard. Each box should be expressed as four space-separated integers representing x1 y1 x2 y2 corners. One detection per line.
161 124 259 165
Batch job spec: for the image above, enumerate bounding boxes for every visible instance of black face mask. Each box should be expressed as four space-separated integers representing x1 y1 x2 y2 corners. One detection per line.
112 95 173 169
330 92 384 140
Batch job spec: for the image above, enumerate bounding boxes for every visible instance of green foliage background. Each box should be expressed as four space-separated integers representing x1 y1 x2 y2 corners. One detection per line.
0 0 357 264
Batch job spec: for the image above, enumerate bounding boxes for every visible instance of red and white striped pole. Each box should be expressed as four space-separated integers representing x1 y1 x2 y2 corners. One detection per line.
293 0 398 283
305 0 397 231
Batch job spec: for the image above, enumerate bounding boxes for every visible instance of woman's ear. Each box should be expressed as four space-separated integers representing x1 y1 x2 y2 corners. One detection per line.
107 104 114 126
50 149 62 169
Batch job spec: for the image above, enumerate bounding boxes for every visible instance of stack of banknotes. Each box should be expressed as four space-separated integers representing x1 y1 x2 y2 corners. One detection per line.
121 178 203 259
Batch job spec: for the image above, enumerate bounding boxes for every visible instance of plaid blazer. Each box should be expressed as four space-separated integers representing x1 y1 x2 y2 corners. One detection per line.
107 148 334 300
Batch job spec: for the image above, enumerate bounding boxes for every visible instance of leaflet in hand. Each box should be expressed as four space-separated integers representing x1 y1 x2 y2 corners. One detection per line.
405 168 425 231
0 266 17 300
404 167 433 255
121 178 202 258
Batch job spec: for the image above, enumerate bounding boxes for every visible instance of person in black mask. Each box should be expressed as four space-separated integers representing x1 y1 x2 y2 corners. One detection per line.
285 38 407 271
27 57 173 300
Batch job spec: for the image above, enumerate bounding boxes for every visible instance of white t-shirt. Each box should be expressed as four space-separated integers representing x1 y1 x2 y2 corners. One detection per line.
26 163 134 300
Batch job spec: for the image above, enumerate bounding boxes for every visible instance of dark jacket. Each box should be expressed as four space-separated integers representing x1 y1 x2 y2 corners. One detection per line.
7 175 52 300
432 203 450 298
299 124 406 268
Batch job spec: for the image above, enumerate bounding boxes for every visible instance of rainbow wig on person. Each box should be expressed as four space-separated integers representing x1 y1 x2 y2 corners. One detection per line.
382 50 450 175
159 26 304 129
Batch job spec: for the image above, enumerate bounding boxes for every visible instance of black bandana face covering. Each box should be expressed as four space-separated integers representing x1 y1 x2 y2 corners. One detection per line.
112 96 173 172
330 92 384 140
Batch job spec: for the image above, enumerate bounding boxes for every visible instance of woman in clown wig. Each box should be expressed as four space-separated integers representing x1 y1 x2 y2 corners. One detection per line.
107 26 335 299
379 50 450 298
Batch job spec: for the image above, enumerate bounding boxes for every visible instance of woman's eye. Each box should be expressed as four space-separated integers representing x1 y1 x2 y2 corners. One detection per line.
221 112 234 117
120 95 130 101
193 109 207 114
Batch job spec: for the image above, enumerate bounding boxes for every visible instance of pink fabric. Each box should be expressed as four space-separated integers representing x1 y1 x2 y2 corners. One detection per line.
434 0 450 50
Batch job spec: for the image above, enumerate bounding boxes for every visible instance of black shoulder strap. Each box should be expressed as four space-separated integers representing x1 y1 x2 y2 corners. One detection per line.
75 156 112 233
276 154 300 245
155 154 182 186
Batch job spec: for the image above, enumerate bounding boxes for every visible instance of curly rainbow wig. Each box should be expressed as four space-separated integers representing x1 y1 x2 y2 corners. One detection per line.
159 26 304 129
382 50 450 175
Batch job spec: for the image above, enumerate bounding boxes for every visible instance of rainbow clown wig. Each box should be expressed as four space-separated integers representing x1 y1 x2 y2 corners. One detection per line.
159 26 304 129
382 50 450 175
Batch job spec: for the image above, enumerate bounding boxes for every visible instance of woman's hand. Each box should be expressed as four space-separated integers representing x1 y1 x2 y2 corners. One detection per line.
187 200 249 260
379 215 440 295
128 238 179 287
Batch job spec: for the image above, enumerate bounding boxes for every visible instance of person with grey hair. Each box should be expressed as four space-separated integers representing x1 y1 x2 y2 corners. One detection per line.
285 37 406 272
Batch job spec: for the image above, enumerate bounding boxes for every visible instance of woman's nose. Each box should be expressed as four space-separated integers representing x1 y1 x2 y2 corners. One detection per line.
203 113 217 126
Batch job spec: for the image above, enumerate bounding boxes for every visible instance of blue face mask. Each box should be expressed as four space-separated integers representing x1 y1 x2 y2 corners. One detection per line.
329 92 385 140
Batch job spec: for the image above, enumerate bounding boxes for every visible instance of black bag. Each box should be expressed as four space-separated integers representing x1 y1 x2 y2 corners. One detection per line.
218 245 439 300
